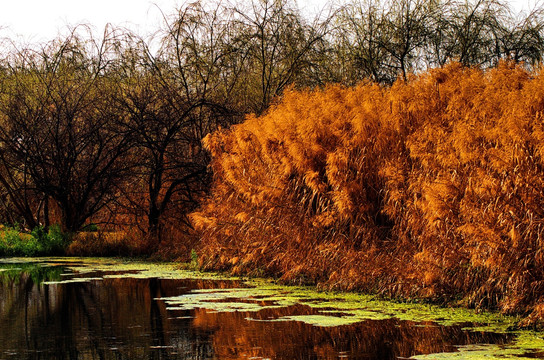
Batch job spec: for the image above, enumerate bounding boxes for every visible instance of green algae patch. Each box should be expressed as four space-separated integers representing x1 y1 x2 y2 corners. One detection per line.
161 285 509 328
156 284 507 328
2 257 516 329
277 314 364 327
289 291 519 332
167 300 268 313
410 331 544 359
2 256 235 281
160 287 293 313
245 314 365 327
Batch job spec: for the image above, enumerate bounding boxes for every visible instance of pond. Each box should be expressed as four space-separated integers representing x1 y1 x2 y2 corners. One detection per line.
0 258 543 359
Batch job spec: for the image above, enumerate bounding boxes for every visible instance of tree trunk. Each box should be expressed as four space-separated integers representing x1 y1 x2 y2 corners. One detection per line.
148 204 162 245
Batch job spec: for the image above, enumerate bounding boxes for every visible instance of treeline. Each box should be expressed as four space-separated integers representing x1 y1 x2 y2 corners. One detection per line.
194 62 544 325
0 0 542 252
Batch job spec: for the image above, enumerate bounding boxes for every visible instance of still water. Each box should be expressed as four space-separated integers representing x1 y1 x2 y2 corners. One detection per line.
0 258 536 359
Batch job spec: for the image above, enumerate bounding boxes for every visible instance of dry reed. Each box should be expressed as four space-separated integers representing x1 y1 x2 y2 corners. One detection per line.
193 62 544 326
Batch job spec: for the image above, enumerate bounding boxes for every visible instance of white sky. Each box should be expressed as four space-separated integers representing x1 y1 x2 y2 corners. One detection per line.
0 0 538 45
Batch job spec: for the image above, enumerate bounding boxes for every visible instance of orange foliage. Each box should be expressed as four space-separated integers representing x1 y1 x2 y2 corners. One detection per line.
193 62 544 324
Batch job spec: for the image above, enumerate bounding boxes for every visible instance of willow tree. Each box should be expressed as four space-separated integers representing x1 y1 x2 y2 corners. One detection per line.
113 3 244 242
0 30 134 232
232 0 331 113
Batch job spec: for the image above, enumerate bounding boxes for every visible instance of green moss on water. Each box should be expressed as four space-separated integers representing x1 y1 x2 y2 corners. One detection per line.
160 287 292 312
411 336 544 359
276 314 365 327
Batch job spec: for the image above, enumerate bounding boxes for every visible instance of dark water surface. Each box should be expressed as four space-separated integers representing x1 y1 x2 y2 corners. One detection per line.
0 259 514 359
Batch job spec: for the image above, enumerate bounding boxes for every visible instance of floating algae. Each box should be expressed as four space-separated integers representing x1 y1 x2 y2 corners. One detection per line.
160 287 294 312
0 258 519 331
409 331 544 359
274 314 365 327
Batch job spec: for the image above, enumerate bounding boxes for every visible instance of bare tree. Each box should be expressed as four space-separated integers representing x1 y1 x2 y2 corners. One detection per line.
0 30 134 232
334 0 394 84
114 4 242 242
498 6 544 65
446 0 507 66
232 0 330 113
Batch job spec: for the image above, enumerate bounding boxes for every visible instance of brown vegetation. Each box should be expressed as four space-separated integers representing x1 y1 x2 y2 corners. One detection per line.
194 62 544 325
0 0 540 243
1 0 544 322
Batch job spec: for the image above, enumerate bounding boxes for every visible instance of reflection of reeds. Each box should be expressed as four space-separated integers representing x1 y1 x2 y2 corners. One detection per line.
190 307 509 360
194 62 544 326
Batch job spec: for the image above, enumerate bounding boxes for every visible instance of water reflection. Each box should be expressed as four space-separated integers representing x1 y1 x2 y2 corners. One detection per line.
0 262 511 359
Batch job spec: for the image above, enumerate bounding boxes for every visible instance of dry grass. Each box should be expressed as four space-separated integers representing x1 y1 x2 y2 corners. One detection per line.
66 231 148 257
192 62 544 326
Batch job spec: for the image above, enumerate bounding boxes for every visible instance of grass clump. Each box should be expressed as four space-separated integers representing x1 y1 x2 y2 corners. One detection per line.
65 230 150 257
0 224 68 256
